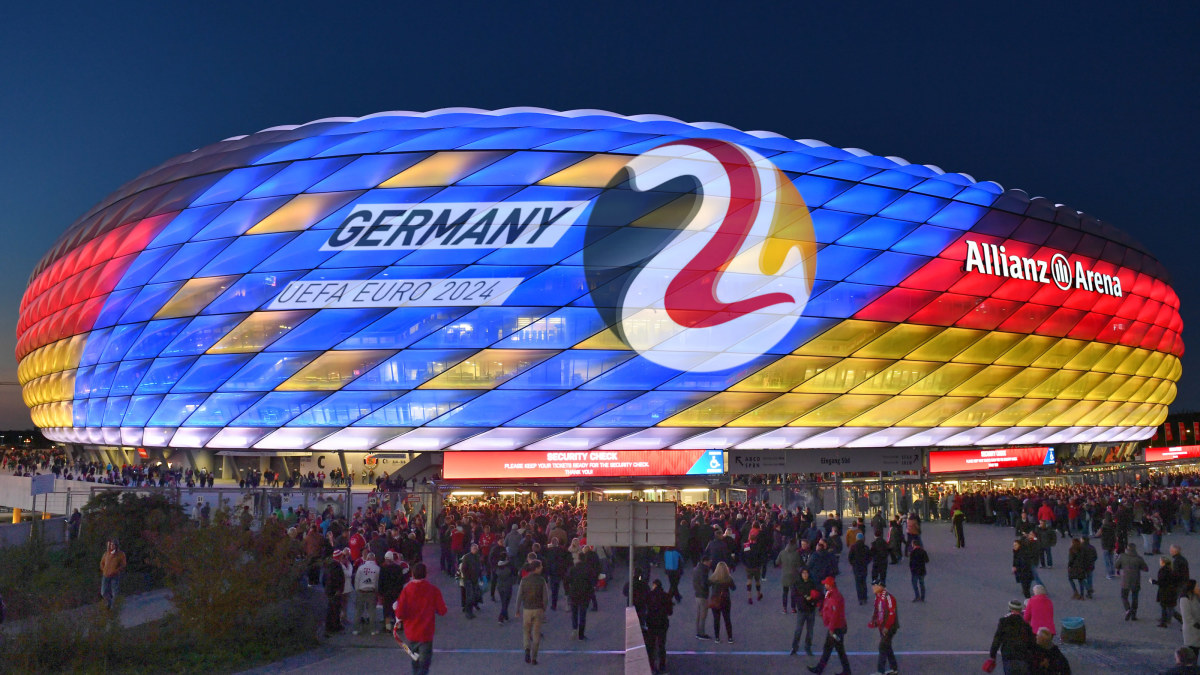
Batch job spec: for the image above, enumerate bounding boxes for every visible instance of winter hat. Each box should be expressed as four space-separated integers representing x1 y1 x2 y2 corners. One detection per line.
384 551 397 562
1008 600 1024 612
822 576 836 587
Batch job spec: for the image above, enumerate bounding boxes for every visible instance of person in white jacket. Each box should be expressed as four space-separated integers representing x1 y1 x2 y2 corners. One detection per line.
1180 579 1200 654
352 552 381 634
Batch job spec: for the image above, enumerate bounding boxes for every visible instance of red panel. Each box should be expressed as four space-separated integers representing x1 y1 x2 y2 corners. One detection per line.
114 212 178 257
947 270 1007 296
853 287 941 322
70 238 102 275
1146 446 1200 462
989 277 1041 302
1036 307 1088 337
1118 321 1150 347
897 257 964 292
905 293 981 326
1093 316 1130 344
1114 294 1146 320
1066 311 1110 341
996 303 1057 333
953 297 1022 330
1135 300 1163 324
1089 291 1125 317
929 447 1054 473
1157 330 1178 354
941 233 1004 262
1140 325 1166 351
1131 273 1154 297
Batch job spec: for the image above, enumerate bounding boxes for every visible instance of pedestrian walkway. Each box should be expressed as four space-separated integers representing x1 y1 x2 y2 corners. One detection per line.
1 587 173 634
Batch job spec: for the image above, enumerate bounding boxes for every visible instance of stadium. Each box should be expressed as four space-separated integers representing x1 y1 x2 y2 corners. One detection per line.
14 108 1183 481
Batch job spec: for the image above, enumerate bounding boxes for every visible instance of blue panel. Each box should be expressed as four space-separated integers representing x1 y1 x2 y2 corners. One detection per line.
203 271 306 314
386 127 509 152
538 130 654 152
73 365 94 398
877 192 949 223
836 217 918 250
911 177 963 198
122 395 164 427
953 187 1000 207
254 230 338 271
456 152 588 185
79 328 112 367
862 169 926 190
791 175 853 208
891 224 962 256
413 307 550 348
135 356 198 394
846 251 930 287
823 184 902 215
426 389 560 427
286 390 401 427
244 157 353 198
266 309 389 351
802 282 890 319
300 266 386 282
580 357 681 390
502 266 592 306
307 187 442 230
98 322 147 364
160 314 247 356
149 238 233 283
125 319 189 359
193 196 291 241
114 246 181 290
928 200 987 230
493 307 607 349
147 204 230 248
810 209 869 245
460 127 586 150
659 354 781 391
810 160 881 182
92 288 141 329
508 390 638 427
315 132 427 157
745 316 840 357
232 391 328 426
172 354 255 393
109 359 153 396
501 350 633 389
338 307 469 350
147 393 209 427
72 399 88 426
191 166 286 207
184 393 263 427
583 391 711 427
88 362 120 398
346 349 474 390
219 351 319 392
102 397 130 427
119 282 185 323
197 233 294 276
255 136 352 164
764 152 832 174
812 245 880 281
612 135 685 154
86 398 106 427
353 390 478 426
308 154 428 192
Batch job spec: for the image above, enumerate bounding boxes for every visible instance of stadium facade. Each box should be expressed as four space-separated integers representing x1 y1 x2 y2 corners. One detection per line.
16 109 1182 464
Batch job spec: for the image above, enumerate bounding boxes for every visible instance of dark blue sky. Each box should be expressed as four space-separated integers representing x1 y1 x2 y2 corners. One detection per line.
1 3 1196 428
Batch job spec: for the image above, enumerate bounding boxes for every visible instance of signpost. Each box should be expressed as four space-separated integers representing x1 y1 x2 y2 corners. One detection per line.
587 501 676 607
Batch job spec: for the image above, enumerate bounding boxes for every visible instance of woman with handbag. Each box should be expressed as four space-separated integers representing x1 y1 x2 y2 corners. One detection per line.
708 561 736 643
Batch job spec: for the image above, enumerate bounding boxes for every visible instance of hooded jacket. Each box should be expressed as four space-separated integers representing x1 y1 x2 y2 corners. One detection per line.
820 583 847 631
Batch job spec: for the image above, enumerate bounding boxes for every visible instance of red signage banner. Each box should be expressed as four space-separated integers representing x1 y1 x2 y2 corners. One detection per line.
928 447 1055 474
1145 446 1200 463
442 449 724 480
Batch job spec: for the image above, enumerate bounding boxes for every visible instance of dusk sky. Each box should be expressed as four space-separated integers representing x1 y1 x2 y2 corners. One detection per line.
1 3 1196 429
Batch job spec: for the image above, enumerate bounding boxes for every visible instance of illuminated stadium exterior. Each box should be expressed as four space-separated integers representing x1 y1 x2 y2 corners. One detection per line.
16 109 1183 459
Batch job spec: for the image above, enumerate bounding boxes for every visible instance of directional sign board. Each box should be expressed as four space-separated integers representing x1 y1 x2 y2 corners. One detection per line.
587 501 677 547
30 474 55 497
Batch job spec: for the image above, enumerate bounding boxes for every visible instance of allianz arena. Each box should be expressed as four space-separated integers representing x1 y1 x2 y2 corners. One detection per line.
16 108 1182 456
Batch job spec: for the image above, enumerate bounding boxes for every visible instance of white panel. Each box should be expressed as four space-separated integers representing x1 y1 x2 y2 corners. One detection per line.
207 427 272 449
1069 427 1108 443
42 428 63 443
1089 427 1124 442
936 427 1002 446
311 427 408 451
450 427 562 451
600 428 704 450
1041 427 1088 444
1112 427 1144 442
976 427 1031 446
101 427 121 445
795 427 876 448
893 428 961 447
1128 426 1156 441
735 428 824 449
254 427 335 450
526 428 629 451
171 427 220 448
671 427 761 449
1007 428 1057 445
85 427 103 444
142 427 175 447
845 427 923 448
120 427 144 446
376 428 479 451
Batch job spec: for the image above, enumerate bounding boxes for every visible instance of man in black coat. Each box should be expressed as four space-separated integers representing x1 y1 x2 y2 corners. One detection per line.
644 579 673 675
989 599 1035 674
870 535 891 586
693 555 713 640
848 532 871 606
565 558 593 639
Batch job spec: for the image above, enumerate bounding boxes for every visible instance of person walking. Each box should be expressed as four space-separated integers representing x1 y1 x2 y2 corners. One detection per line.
1116 543 1149 621
495 556 518 624
868 581 899 675
708 561 736 643
1013 538 1036 599
352 552 382 635
518 559 549 665
323 551 347 635
807 576 851 675
693 555 713 640
1030 627 1071 674
544 538 571 611
1023 585 1055 637
394 562 448 675
1067 538 1087 600
789 567 819 656
99 539 127 610
777 539 802 613
742 534 766 605
952 507 966 548
909 540 929 602
1173 544 1191 622
1100 516 1118 579
1154 556 1178 628
1180 580 1200 654
870 534 890 586
564 557 592 639
644 579 673 675
849 531 870 606
989 599 1035 675
663 546 684 603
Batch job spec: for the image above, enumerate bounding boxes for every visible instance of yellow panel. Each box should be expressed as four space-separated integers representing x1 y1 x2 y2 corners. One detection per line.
994 335 1056 366
1093 345 1133 373
208 310 314 354
1122 403 1157 426
981 398 1047 426
793 358 894 394
905 328 986 362
789 394 890 427
1134 351 1166 377
1031 339 1087 369
898 397 978 426
154 276 240 319
246 192 359 234
848 396 938 427
1062 342 1111 371
730 355 842 392
1058 371 1110 399
1016 399 1076 426
1142 404 1169 427
1076 400 1122 426
1098 401 1142 426
849 360 942 395
380 151 508 187
728 393 835 426
853 324 942 359
661 392 780 427
1026 369 1084 399
422 349 554 389
903 363 984 396
1048 400 1101 427
948 365 1023 397
538 153 630 187
1149 380 1176 405
795 320 895 357
1153 355 1180 380
1084 374 1129 400
1110 376 1148 401
989 368 1055 398
277 350 394 391
1130 377 1160 402
573 326 631 350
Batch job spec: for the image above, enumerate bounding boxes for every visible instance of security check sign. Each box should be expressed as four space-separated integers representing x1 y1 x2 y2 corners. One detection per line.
587 502 677 548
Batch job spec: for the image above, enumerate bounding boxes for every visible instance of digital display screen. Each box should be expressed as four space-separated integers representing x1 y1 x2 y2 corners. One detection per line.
928 447 1055 474
1145 446 1200 463
442 449 725 480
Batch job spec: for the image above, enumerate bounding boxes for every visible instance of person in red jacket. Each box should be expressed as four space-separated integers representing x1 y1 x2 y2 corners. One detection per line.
394 563 448 675
808 576 851 675
868 581 899 675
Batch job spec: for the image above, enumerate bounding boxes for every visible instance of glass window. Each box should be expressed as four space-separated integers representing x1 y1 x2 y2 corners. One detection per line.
119 282 185 323
354 390 478 427
244 157 354 198
102 396 130 427
508 390 639 427
190 165 286 207
493 307 606 349
193 196 291 240
145 204 230 247
794 358 895 394
122 394 163 427
135 356 199 394
501 350 633 390
266 309 388 352
812 245 880 282
579 356 682 391
790 394 891 427
877 193 949 223
149 238 234 283
87 362 120 398
823 184 902 216
85 398 106 426
286 390 402 427
181 392 263 427
583 391 711 427
232 391 328 426
98 322 147 364
661 392 779 427
413 307 549 348
426 390 560 427
160 314 248 356
126 318 190 360
154 276 241 319
421 349 554 389
147 393 210 427
338 307 470 350
309 153 429 192
456 151 588 186
253 230 338 271
890 224 962 257
92 288 141 330
730 393 836 427
219 351 319 392
845 251 929 287
202 271 306 314
379 150 509 188
109 359 153 396
197 233 295 277
207 310 314 353
79 327 112 367
172 354 254 393
246 192 361 235
659 354 781 392
346 349 473 389
276 350 394 390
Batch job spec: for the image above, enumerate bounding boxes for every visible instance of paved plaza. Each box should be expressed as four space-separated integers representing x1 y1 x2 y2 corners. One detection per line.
247 519 1192 675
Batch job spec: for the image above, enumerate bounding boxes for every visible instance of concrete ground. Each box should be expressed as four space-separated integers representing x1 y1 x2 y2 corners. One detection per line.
241 519 1193 675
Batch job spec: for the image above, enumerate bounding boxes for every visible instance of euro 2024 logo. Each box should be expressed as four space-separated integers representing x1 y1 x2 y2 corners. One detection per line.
584 139 818 372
